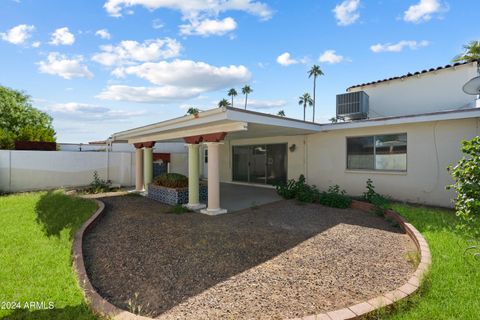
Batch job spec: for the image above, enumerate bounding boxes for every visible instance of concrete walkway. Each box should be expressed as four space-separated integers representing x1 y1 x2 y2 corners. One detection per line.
206 183 282 213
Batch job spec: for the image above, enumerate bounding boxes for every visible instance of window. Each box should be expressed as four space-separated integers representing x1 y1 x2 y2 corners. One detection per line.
347 133 407 171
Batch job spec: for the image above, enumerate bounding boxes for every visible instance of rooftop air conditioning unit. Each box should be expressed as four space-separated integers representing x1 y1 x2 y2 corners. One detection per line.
336 91 369 120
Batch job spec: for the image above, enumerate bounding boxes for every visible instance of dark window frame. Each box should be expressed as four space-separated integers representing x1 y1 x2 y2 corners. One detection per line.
346 133 407 172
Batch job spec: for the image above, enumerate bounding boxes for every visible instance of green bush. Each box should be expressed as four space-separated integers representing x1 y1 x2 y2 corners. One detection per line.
169 204 190 214
153 173 188 188
318 185 352 209
276 175 319 203
361 179 391 216
88 171 110 194
447 136 480 238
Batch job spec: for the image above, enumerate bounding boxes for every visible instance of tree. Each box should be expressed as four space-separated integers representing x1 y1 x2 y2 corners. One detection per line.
241 85 252 110
452 41 480 63
329 117 338 123
447 137 480 239
277 110 286 117
186 107 199 116
0 85 56 149
218 98 231 108
228 88 237 108
298 93 313 121
308 65 324 123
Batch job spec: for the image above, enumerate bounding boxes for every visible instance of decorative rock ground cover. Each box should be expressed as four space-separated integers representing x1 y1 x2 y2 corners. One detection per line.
81 195 417 319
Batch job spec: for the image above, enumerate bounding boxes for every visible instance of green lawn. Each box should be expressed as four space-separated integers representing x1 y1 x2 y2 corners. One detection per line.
383 204 480 320
0 191 98 320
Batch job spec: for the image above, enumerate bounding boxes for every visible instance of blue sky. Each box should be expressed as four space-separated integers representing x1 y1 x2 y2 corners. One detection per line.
1 0 479 142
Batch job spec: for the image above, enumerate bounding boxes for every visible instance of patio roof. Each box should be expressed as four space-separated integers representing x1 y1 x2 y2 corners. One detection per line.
111 107 322 143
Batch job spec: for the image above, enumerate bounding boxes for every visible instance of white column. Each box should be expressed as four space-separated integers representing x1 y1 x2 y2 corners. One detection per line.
135 147 144 191
184 144 206 210
201 142 227 215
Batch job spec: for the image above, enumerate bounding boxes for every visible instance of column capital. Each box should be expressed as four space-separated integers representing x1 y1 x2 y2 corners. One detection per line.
202 132 227 142
184 135 203 144
143 141 156 148
133 143 144 149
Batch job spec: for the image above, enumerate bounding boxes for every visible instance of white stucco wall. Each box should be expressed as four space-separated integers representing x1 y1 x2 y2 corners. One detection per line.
0 151 135 192
218 135 307 183
348 62 478 118
170 153 189 176
306 118 480 207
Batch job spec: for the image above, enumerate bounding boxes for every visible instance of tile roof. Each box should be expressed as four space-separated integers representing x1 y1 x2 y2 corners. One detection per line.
347 60 479 91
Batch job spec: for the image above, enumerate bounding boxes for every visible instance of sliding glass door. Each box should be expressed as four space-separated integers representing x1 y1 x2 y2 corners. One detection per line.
232 143 287 185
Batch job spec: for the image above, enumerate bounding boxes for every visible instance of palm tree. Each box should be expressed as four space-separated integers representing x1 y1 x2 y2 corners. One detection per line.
308 65 324 123
453 41 480 63
241 85 252 110
218 98 231 108
277 110 286 117
186 107 199 116
298 93 313 121
228 88 237 108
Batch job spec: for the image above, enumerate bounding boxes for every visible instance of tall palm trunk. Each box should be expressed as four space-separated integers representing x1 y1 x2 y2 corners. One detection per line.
231 96 234 108
303 102 306 121
244 94 248 109
312 76 316 122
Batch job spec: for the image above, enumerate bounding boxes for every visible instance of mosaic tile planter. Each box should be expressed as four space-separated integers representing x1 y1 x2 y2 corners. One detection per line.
147 183 207 205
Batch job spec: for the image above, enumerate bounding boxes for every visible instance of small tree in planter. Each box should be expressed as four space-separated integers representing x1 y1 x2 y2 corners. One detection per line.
447 137 480 239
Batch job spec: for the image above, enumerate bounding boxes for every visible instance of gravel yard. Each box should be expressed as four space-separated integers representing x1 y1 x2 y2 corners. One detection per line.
83 195 416 319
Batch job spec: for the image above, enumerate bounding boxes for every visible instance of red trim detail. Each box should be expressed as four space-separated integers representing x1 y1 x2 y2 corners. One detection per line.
153 153 170 163
202 132 227 142
143 141 156 148
184 135 203 144
133 143 144 149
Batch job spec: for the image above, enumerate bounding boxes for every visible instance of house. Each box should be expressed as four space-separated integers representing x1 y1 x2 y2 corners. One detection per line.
111 60 480 213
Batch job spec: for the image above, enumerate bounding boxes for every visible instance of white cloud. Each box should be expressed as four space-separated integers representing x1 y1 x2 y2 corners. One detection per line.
97 85 203 103
113 59 250 90
180 17 237 36
37 52 94 79
50 27 75 45
319 50 344 64
32 41 41 48
100 59 250 103
47 102 145 121
92 38 181 66
333 0 360 26
0 24 35 45
103 0 273 20
370 40 430 53
276 52 298 66
95 29 111 39
403 0 447 23
152 19 164 29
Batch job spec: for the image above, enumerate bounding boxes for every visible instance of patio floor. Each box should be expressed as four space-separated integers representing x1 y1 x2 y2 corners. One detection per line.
210 182 282 212
83 195 416 319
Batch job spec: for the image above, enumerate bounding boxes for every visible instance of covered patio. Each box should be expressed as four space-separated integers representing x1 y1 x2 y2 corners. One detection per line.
111 107 321 214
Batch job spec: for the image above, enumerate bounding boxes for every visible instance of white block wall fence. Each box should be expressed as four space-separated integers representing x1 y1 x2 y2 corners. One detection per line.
0 150 189 193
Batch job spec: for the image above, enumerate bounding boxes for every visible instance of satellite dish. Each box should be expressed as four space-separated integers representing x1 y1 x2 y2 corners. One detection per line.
463 76 480 95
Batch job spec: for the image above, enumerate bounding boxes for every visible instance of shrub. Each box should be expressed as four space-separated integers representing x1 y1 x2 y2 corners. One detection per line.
447 136 480 238
318 185 352 209
296 183 319 203
362 179 391 215
153 173 188 188
88 171 110 194
276 175 318 203
169 204 190 214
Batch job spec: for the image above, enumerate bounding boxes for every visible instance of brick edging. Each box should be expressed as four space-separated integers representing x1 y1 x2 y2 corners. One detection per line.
73 198 431 320
293 200 431 320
